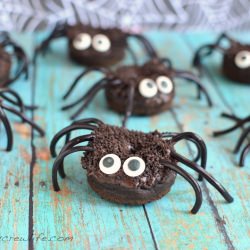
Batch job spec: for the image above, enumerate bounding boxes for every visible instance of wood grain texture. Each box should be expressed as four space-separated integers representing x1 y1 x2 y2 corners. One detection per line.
185 32 250 250
0 31 249 250
31 34 156 250
0 33 34 250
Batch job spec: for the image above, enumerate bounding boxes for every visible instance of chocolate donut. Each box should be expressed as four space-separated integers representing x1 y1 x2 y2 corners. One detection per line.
222 43 250 83
82 124 176 204
0 47 11 87
67 25 127 66
51 118 233 213
105 60 175 116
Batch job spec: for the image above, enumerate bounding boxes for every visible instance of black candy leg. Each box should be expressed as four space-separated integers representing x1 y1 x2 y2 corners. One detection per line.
240 144 250 167
122 85 135 127
161 161 202 214
0 106 13 151
52 146 93 191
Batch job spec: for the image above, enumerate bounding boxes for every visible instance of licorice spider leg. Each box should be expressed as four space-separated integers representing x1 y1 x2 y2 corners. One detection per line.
128 34 158 59
161 161 202 214
57 134 94 178
63 68 110 100
170 150 233 203
1 103 44 137
52 146 94 191
170 132 207 181
62 78 108 111
240 144 250 167
173 70 213 107
0 106 13 151
50 124 96 157
122 85 135 127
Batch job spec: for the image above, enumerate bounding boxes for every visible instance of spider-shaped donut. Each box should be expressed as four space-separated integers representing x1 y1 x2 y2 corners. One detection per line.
61 58 212 126
50 118 233 214
0 88 44 151
0 32 28 87
193 33 250 83
35 22 157 66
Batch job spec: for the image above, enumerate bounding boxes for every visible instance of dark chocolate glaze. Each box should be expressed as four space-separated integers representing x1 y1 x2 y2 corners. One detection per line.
222 43 250 83
67 24 127 66
0 47 11 87
88 173 176 205
81 124 177 204
105 59 175 115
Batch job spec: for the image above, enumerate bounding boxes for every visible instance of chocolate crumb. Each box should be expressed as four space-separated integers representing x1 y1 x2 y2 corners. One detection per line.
39 181 46 188
82 123 175 189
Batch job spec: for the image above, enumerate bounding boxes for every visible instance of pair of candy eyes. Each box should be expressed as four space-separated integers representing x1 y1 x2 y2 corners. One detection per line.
73 33 111 52
99 154 145 177
234 50 250 69
139 76 173 98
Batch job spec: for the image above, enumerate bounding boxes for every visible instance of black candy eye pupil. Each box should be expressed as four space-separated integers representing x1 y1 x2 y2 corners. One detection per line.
103 157 114 168
161 81 168 87
147 82 153 88
128 159 140 171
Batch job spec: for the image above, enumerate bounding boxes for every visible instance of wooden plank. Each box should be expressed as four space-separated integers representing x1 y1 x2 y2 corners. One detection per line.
0 33 34 250
2 31 249 250
31 31 238 250
138 31 231 250
182 32 250 249
31 34 156 250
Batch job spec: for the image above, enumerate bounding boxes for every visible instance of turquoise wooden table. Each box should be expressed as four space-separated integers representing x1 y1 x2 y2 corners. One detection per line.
0 31 249 250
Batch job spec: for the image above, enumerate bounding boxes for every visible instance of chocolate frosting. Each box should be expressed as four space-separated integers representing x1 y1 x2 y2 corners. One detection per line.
82 123 176 190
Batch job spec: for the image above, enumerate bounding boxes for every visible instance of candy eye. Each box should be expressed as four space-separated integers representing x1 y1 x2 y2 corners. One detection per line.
92 34 111 52
99 154 121 175
138 78 158 98
234 50 250 69
156 76 173 94
123 156 145 177
73 33 92 51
